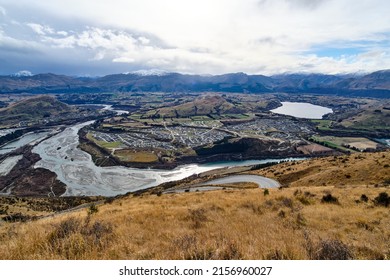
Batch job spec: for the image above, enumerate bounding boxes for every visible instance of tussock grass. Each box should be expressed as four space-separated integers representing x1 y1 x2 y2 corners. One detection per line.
1 184 389 260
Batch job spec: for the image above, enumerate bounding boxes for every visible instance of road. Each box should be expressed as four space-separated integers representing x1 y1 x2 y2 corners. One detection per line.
196 174 280 188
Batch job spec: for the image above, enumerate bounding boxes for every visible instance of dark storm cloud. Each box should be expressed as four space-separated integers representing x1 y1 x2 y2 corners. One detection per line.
0 3 173 76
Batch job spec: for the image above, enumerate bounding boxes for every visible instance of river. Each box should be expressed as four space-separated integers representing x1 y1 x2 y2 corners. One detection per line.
0 131 54 155
30 105 302 196
0 155 23 177
271 102 333 119
32 121 299 197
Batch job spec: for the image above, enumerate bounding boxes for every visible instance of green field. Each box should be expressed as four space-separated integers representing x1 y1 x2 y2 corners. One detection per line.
86 133 122 149
311 119 333 131
310 136 379 152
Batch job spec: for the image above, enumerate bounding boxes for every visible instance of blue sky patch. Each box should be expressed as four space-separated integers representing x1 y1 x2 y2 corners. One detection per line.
306 38 390 59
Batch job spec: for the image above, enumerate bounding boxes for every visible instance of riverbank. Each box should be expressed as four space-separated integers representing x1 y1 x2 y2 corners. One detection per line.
0 146 66 196
78 126 309 170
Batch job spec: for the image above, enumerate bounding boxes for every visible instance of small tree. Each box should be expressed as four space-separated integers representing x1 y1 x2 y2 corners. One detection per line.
88 203 99 215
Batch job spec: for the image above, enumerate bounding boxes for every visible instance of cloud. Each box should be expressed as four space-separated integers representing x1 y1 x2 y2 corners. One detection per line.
27 23 55 35
0 0 389 75
285 0 328 9
0 5 6 16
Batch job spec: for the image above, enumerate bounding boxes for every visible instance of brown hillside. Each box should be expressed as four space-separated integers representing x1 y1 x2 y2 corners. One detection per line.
0 95 74 126
0 151 389 260
251 151 389 188
155 94 241 117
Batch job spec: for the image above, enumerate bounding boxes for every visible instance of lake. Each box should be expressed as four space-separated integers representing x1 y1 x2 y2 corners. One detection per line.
271 102 333 119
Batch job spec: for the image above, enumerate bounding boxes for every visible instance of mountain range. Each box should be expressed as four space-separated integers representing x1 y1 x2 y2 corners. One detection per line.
0 70 389 98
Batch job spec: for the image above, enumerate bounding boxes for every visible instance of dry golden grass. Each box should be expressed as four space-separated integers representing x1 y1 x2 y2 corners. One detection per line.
1 185 389 260
252 151 389 188
1 151 389 260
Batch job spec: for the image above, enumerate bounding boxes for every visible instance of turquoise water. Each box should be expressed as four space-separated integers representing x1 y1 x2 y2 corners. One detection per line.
375 139 390 147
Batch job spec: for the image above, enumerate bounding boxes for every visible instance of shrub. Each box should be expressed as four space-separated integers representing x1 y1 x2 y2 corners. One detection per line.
278 210 286 218
293 189 302 196
315 240 353 260
263 189 269 196
83 221 113 245
104 197 115 204
374 192 389 207
281 197 293 208
187 208 208 229
321 194 339 204
88 203 99 215
296 213 306 227
48 217 80 243
360 194 369 203
304 232 353 260
296 196 312 205
1 213 33 223
48 217 113 258
266 250 289 260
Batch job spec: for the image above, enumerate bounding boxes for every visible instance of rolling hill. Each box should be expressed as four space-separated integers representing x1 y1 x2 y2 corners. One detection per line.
0 70 389 97
0 95 75 126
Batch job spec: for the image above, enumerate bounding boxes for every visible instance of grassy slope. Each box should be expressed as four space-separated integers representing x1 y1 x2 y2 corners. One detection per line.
0 151 389 260
340 103 390 130
152 94 238 118
0 95 74 126
252 151 389 188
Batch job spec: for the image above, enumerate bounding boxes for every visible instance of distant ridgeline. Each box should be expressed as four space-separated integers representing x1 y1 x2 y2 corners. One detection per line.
0 70 389 98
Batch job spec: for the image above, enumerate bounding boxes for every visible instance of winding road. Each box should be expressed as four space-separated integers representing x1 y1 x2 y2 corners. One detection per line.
196 174 280 188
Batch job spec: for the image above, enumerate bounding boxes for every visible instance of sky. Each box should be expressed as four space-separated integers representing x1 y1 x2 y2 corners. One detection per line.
0 0 389 76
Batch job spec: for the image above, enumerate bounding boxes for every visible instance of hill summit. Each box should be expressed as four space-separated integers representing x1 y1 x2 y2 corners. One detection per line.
0 70 389 98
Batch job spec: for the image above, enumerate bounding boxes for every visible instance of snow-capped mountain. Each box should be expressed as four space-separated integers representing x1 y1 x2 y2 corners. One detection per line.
123 69 171 76
11 70 33 77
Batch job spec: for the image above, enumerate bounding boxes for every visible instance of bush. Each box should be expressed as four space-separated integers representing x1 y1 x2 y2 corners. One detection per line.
278 210 286 218
315 240 353 260
304 232 353 260
263 189 269 196
374 192 390 207
321 194 339 204
48 217 113 258
48 217 80 243
296 195 312 205
1 213 33 223
187 208 208 229
360 194 369 203
88 203 99 215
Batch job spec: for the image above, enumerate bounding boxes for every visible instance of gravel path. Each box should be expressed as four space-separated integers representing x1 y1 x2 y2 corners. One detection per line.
196 174 280 188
